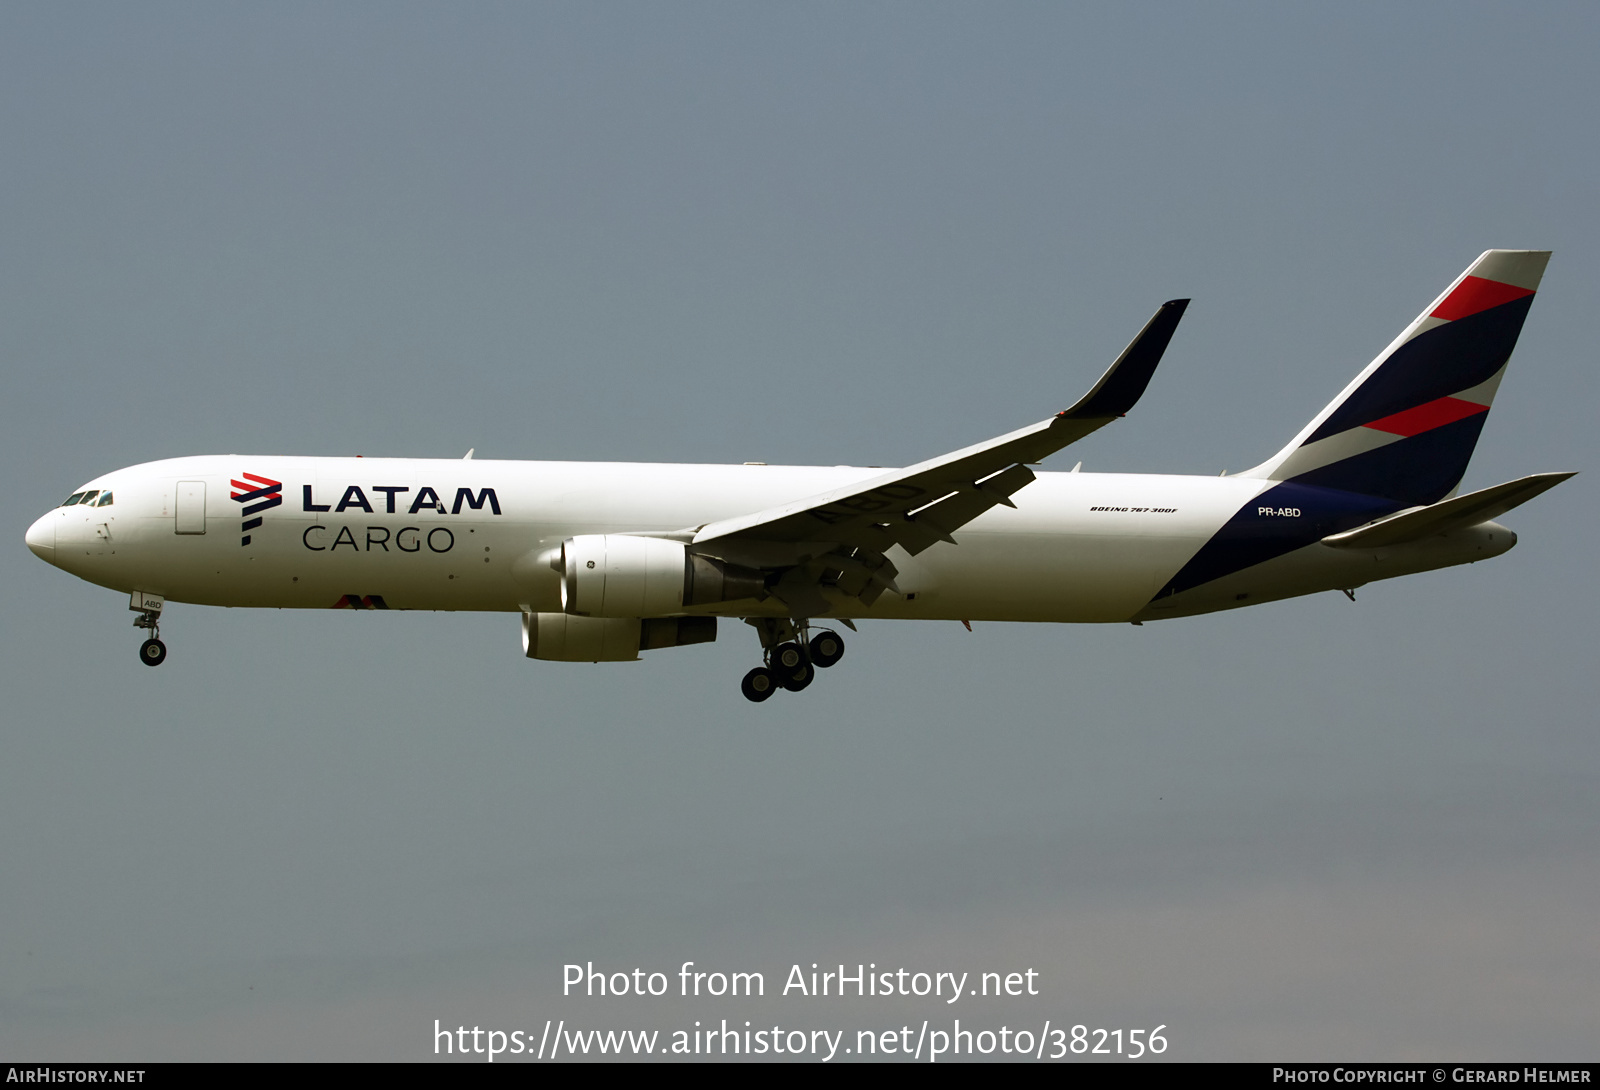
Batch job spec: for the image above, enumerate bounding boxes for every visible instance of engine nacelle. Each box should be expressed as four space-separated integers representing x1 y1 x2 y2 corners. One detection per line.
523 612 641 661
560 535 768 617
640 616 718 650
521 612 718 662
562 535 688 617
683 554 769 607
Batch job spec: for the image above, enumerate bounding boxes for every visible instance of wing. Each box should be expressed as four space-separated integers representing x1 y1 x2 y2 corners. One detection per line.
689 299 1189 613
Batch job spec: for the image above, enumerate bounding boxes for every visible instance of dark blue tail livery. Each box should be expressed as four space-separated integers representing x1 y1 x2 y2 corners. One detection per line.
1242 250 1548 507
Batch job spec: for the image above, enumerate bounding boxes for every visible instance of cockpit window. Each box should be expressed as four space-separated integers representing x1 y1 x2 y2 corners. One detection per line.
78 490 100 506
63 492 86 506
96 492 114 507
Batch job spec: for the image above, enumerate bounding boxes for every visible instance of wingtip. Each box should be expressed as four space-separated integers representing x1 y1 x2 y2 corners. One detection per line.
1058 297 1189 421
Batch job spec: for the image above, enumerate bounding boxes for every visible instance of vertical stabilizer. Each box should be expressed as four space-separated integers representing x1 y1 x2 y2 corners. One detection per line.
1240 250 1550 505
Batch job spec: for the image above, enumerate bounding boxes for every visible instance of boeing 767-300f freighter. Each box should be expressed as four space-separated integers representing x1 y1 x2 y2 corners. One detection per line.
25 250 1574 701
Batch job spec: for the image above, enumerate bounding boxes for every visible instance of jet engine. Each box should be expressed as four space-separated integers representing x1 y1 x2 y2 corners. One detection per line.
558 535 767 617
523 612 642 661
522 612 718 662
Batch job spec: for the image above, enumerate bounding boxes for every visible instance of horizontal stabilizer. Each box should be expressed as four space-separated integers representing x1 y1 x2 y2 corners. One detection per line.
1321 471 1575 549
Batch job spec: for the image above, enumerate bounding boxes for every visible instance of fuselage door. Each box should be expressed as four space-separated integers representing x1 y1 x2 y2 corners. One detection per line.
175 481 207 534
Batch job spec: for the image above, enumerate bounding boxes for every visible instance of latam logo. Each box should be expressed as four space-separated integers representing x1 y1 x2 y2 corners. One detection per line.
227 478 502 548
301 485 502 515
231 473 283 547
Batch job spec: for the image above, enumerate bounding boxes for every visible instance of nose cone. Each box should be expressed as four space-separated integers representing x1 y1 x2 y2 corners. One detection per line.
25 511 55 562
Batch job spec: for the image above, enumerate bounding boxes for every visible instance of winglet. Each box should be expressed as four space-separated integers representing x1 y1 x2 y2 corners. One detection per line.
690 297 1191 554
1060 299 1190 421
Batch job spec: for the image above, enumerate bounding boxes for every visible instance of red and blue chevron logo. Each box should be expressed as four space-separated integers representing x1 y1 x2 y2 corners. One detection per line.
230 473 283 547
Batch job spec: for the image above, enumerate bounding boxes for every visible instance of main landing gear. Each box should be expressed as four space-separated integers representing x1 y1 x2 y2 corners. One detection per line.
131 595 166 667
739 619 845 702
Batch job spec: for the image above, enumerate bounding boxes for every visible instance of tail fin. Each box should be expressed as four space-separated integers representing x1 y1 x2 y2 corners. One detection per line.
1241 250 1550 504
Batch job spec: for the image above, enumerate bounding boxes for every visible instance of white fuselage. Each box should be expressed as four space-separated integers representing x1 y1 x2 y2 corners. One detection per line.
26 455 1514 625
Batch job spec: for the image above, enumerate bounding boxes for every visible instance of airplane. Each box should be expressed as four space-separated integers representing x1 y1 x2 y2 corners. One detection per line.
24 250 1572 702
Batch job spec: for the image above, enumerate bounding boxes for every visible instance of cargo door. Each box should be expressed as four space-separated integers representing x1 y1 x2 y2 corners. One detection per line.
175 481 207 534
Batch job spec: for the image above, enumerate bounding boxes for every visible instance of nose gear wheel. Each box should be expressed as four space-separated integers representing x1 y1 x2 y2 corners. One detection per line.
132 607 167 667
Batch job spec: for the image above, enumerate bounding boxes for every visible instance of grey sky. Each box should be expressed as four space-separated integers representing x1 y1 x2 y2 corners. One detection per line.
2 2 1596 1060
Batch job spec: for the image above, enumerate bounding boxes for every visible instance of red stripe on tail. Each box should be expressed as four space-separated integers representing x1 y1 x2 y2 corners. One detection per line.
1362 396 1488 438
1431 276 1534 321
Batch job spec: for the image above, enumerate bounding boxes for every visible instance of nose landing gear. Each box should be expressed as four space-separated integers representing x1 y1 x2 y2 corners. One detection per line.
131 591 166 667
740 619 844 702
